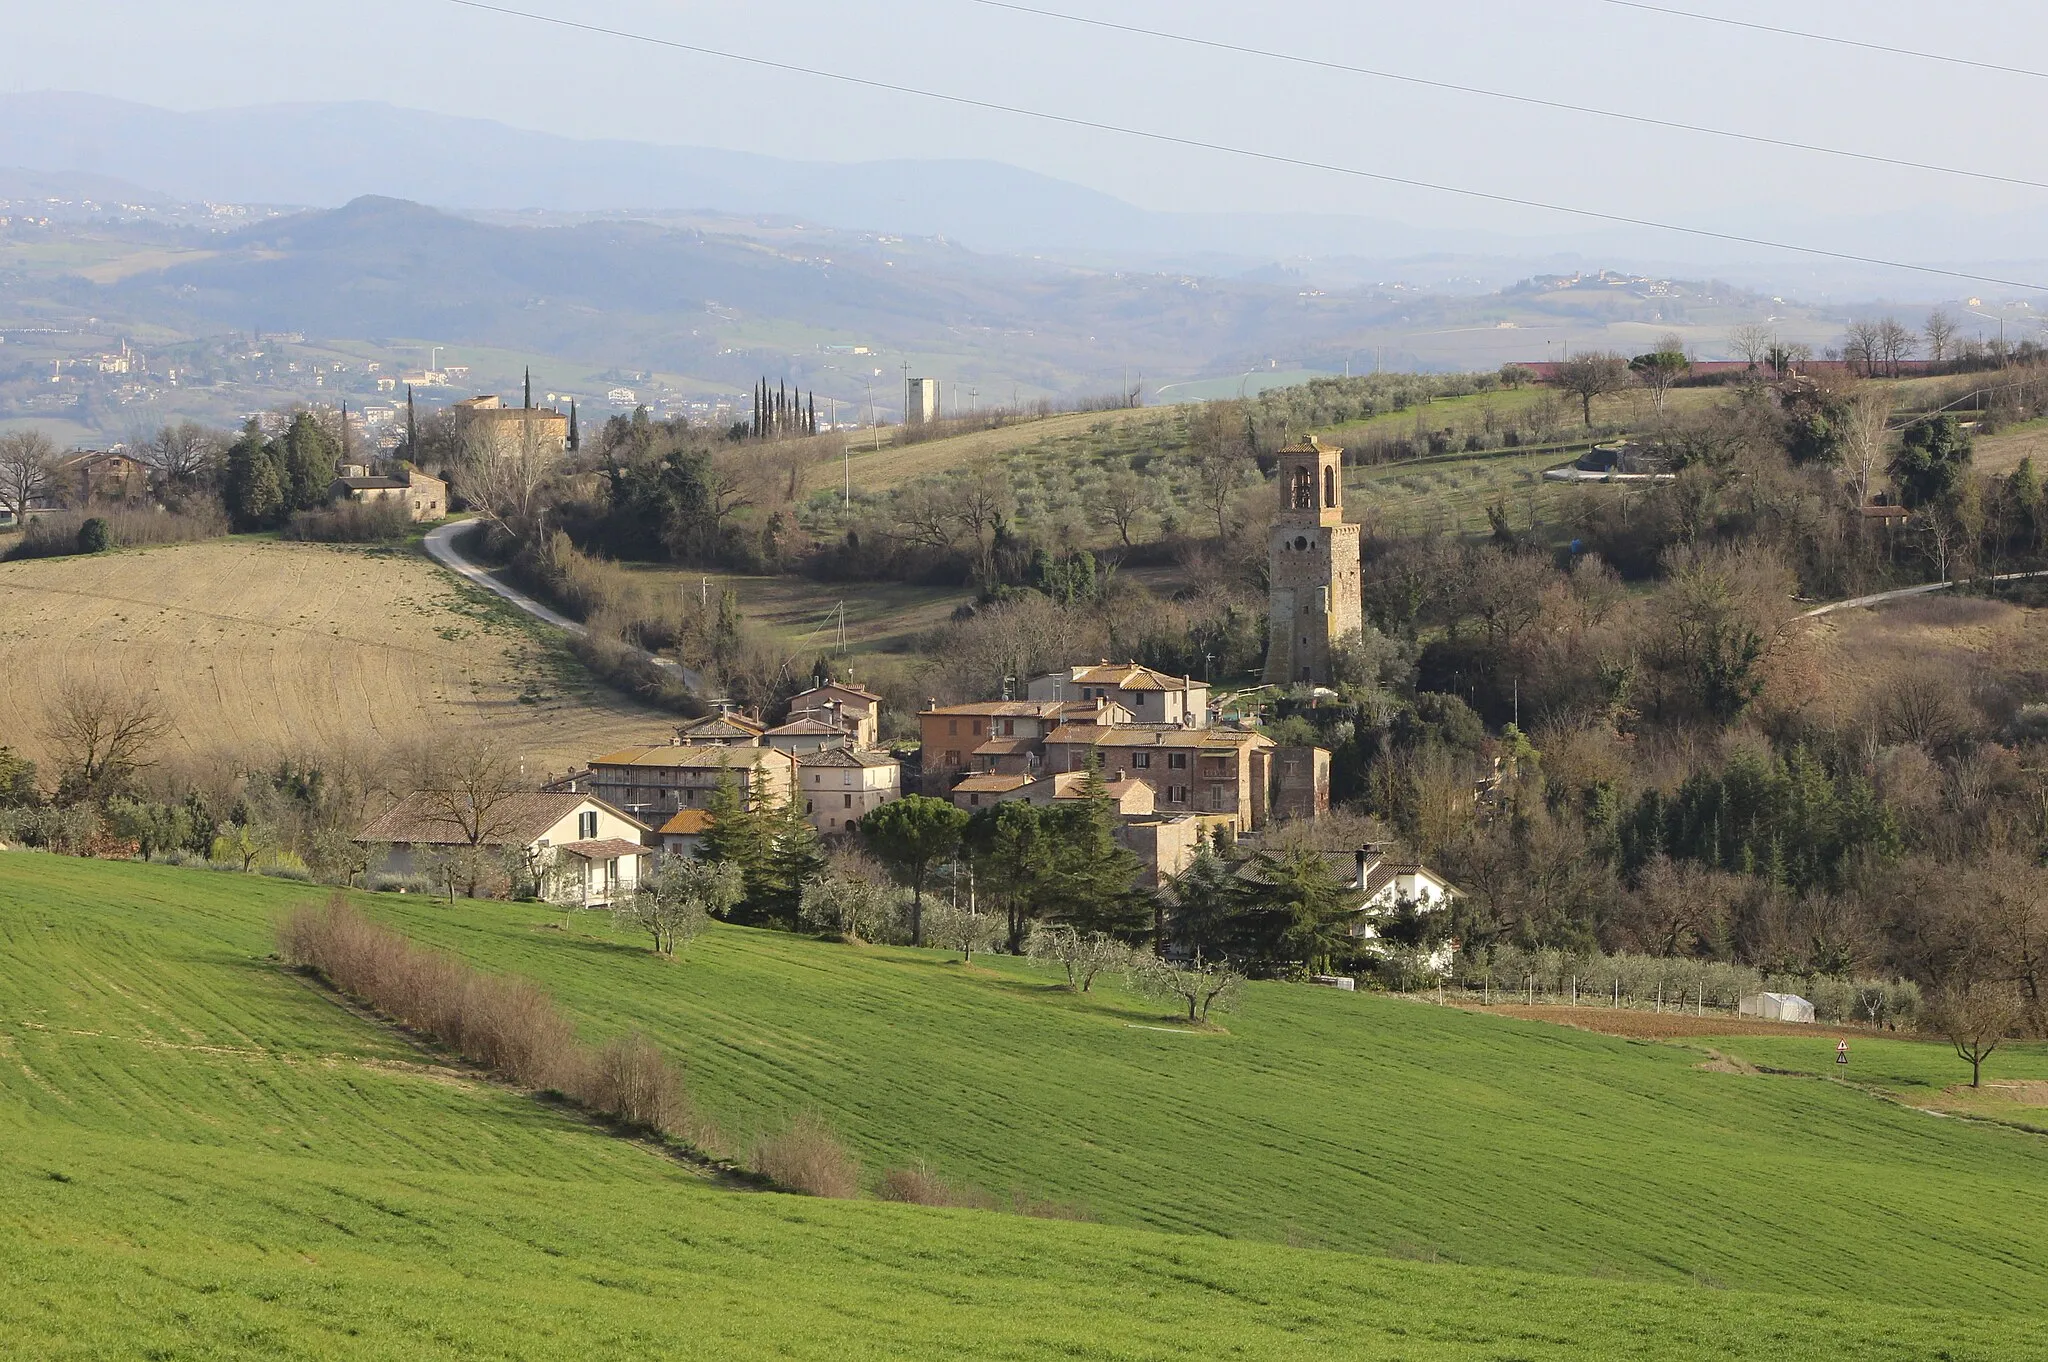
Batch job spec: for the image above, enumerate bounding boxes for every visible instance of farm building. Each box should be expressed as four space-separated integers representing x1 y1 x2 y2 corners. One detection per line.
330 466 446 521
1740 992 1817 1024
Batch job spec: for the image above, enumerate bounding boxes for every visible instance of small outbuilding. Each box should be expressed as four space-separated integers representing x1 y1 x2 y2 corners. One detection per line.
1739 991 1816 1024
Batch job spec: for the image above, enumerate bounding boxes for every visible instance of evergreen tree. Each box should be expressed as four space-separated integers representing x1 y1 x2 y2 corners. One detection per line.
858 795 969 946
280 411 339 512
1164 846 1245 960
567 399 579 453
1041 758 1145 938
224 419 283 529
405 385 417 460
523 366 532 410
698 765 775 918
965 800 1050 952
763 783 825 927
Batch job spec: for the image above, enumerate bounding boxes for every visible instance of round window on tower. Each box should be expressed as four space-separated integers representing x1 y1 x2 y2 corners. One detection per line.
1294 536 1308 551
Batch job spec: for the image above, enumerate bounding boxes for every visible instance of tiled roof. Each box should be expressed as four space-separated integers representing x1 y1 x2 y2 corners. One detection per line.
766 718 850 737
556 838 647 860
658 809 714 835
1045 725 1271 751
590 744 792 769
338 476 409 491
1065 662 1199 691
356 792 648 846
679 714 765 740
952 773 1035 794
798 747 897 769
794 682 882 703
971 736 1037 756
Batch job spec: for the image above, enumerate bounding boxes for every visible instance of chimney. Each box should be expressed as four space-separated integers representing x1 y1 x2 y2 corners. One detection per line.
1354 846 1368 887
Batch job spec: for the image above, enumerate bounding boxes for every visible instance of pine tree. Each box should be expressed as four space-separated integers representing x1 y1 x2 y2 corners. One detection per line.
280 411 339 512
698 765 774 920
1043 756 1145 938
763 783 825 927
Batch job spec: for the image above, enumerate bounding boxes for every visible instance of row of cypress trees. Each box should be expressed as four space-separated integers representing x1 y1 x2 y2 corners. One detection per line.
750 377 817 439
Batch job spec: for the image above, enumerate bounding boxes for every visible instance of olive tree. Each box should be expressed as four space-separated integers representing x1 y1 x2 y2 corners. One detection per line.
1026 923 1133 992
617 857 744 957
1132 954 1243 1024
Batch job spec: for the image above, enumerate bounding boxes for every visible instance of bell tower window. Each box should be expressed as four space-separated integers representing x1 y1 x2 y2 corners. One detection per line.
1325 464 1336 509
1290 466 1315 510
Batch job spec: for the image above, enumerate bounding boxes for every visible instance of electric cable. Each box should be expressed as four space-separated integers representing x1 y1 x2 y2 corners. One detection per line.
437 0 2048 292
963 0 2048 194
1594 1 2048 82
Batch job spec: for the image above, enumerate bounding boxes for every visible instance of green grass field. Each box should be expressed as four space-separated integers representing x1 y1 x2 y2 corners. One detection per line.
5 853 2048 1358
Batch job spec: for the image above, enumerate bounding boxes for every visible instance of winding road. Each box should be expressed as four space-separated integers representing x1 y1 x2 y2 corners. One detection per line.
424 519 705 694
1798 569 2048 619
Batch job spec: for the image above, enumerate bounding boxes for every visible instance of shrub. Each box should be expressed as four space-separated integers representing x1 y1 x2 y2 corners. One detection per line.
876 1161 997 1210
6 505 228 560
76 517 111 553
581 1031 687 1133
282 498 414 543
750 1111 862 1198
367 872 436 894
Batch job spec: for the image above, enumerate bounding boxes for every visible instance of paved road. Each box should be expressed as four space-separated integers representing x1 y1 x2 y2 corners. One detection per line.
1798 569 2048 619
423 519 704 693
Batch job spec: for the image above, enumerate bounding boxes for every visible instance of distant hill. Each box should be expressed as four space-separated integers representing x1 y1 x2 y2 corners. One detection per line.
0 91 1523 264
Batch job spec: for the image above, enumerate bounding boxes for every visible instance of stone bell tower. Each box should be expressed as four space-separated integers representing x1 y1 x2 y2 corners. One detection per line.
1263 435 1362 687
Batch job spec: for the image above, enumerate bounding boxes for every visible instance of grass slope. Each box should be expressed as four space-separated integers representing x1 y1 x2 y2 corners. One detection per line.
5 854 2044 1360
0 536 669 773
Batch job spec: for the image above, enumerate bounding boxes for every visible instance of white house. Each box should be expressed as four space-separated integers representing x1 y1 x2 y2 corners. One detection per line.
1739 992 1816 1024
1338 846 1462 974
355 791 649 907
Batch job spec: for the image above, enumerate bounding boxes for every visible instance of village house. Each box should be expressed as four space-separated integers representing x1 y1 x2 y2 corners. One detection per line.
353 791 649 908
1272 745 1332 822
916 698 1133 790
52 450 148 505
797 745 901 834
1027 662 1210 728
763 716 859 757
1041 724 1277 833
785 681 883 749
579 743 798 821
654 808 712 859
674 711 768 746
452 393 570 458
948 766 1154 816
330 465 446 521
1338 846 1462 972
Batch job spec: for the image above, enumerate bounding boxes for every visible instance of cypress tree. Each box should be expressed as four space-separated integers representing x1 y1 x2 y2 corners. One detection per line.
405 384 416 459
567 399 579 453
523 366 532 410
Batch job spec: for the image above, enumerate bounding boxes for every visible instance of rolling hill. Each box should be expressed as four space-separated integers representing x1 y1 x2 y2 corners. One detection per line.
0 536 670 776
3 854 2045 1360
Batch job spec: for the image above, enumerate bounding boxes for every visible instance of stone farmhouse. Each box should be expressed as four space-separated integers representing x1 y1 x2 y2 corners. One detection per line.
1026 662 1209 728
330 465 446 521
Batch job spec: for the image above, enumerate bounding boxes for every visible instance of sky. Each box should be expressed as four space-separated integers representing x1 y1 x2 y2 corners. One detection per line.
9 0 2048 253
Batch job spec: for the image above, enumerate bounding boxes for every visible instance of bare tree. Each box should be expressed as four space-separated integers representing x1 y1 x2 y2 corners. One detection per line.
1727 323 1776 372
1096 466 1148 548
1839 386 1893 508
1877 317 1918 377
1132 953 1243 1023
798 865 902 943
922 897 1003 962
402 741 532 849
41 678 171 803
453 421 558 539
1026 922 1133 992
1842 319 1884 377
1924 308 1958 365
0 430 57 525
1550 351 1630 427
1929 984 2024 1088
949 463 1014 587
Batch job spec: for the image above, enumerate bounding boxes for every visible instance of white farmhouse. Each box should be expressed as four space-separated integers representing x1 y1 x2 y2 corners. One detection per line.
355 791 649 907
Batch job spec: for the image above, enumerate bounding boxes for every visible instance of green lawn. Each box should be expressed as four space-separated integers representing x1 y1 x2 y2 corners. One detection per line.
4 854 2047 1358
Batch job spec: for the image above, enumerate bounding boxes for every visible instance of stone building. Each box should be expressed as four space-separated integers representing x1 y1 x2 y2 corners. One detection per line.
1262 435 1362 687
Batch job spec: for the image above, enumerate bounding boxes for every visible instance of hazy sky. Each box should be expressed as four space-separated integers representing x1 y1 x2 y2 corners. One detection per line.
13 0 2048 245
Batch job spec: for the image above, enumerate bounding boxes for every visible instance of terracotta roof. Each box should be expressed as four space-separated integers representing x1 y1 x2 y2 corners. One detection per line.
356 792 648 846
921 700 1068 717
658 809 714 835
557 838 647 860
952 773 1035 794
794 682 882 703
591 744 793 770
1044 724 1272 751
971 736 1038 756
337 476 409 491
766 718 850 737
1364 862 1463 899
798 747 897 769
1061 662 1200 692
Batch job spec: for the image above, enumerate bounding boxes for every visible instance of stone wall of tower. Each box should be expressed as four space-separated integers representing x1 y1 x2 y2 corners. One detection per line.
1262 437 1363 687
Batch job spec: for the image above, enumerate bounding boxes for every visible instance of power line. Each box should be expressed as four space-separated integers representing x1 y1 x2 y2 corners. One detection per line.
1595 1 2048 82
964 0 2048 194
437 0 2048 292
